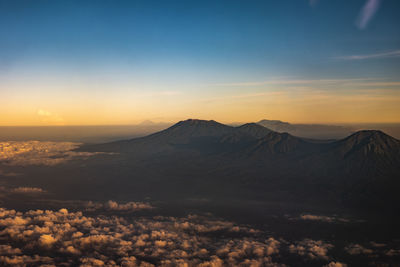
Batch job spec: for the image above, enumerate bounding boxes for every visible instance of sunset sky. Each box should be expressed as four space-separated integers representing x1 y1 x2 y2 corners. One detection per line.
1 0 400 126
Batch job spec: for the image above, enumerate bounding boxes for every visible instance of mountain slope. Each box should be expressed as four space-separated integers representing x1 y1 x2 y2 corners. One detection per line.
237 123 272 138
258 119 353 139
218 123 272 146
147 119 235 144
81 119 236 154
78 119 400 210
325 130 400 171
247 132 312 155
83 120 312 156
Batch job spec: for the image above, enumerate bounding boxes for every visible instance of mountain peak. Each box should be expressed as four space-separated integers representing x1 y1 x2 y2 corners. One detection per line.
147 119 234 144
334 130 400 158
175 119 220 126
236 123 273 139
343 130 398 145
239 122 267 128
258 119 290 125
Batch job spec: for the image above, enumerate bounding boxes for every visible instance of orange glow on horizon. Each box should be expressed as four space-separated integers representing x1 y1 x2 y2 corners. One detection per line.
2 79 400 126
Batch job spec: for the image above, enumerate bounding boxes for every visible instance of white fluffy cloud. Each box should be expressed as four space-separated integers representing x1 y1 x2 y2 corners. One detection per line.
37 109 64 125
0 207 289 266
289 239 333 260
324 262 348 267
9 206 395 266
0 141 109 166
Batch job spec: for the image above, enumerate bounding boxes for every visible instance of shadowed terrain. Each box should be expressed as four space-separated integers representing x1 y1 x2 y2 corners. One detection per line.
1 119 400 266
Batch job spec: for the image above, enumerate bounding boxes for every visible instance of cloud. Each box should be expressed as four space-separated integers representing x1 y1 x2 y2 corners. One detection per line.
0 141 111 166
300 214 335 222
7 204 400 266
345 244 374 255
289 239 334 260
208 78 378 87
0 207 287 266
11 187 46 194
0 245 21 255
38 234 57 247
386 249 400 256
356 0 382 29
299 214 350 223
0 170 20 177
85 200 154 212
324 262 348 267
37 109 65 125
335 50 400 60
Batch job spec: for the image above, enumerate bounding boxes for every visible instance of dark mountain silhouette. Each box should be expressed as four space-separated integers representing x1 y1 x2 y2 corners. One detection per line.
83 119 300 154
84 119 399 161
331 130 400 159
247 132 310 155
80 119 400 211
257 119 353 139
148 119 234 143
317 130 400 177
236 123 272 138
83 119 236 153
217 123 272 147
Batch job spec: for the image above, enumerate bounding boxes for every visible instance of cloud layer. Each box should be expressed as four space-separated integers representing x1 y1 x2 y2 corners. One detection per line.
0 205 398 266
0 207 287 266
0 141 108 166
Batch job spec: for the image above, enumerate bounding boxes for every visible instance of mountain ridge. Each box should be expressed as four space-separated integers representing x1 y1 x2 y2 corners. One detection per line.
78 119 400 210
257 119 354 139
81 119 400 159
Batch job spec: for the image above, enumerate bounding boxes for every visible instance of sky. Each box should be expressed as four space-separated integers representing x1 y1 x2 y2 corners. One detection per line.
1 0 400 126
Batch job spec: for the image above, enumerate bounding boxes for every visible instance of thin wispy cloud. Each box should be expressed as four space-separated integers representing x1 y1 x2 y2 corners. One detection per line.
352 82 400 86
356 0 382 29
209 78 373 87
37 109 64 125
336 50 400 60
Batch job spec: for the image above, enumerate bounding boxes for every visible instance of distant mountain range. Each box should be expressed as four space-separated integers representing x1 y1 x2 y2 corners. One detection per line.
257 119 354 139
81 119 400 211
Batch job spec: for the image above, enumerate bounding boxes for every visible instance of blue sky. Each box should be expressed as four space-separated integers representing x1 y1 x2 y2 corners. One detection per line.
1 0 400 125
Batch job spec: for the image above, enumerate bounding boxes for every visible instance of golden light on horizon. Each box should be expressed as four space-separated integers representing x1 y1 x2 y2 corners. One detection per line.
1 79 400 126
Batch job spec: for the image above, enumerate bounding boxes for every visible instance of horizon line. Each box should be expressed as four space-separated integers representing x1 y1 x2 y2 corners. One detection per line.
1 120 400 127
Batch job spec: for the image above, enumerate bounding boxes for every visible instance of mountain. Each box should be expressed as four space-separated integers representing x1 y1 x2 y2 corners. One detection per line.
81 119 236 154
79 119 400 210
236 123 272 138
257 119 292 132
257 119 353 139
83 119 298 154
218 123 272 146
331 130 400 158
84 119 399 161
323 130 400 173
148 119 235 143
247 132 311 155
